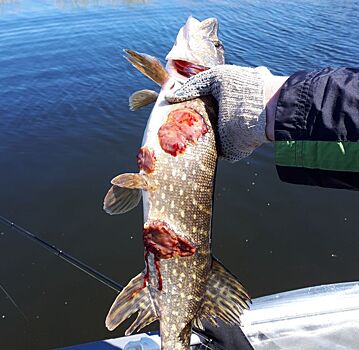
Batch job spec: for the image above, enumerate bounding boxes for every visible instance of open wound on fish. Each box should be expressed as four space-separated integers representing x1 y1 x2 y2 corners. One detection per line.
193 257 251 330
103 173 154 215
158 108 208 156
129 89 159 111
105 271 158 334
143 220 196 290
137 146 156 173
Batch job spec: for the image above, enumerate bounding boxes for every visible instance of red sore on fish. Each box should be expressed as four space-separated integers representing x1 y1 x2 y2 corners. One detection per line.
144 220 196 258
137 146 156 173
143 220 196 290
158 108 208 156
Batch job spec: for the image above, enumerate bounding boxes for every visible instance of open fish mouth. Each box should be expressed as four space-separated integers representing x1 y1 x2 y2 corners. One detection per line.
168 59 209 78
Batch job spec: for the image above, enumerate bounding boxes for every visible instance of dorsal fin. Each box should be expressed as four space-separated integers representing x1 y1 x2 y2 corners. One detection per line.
124 49 170 86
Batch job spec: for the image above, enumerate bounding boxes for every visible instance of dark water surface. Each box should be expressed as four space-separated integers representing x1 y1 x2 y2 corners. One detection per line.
0 0 358 348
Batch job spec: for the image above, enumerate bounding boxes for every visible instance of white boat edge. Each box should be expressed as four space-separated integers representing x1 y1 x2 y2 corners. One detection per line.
57 332 202 349
57 281 359 350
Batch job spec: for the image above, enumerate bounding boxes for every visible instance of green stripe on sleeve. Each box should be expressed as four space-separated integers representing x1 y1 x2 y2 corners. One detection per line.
275 140 359 172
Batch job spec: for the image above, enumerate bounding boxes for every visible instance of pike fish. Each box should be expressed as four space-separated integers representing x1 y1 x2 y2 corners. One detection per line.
103 17 250 350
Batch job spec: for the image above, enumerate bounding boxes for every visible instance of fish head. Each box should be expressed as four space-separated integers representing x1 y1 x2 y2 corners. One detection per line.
166 16 224 80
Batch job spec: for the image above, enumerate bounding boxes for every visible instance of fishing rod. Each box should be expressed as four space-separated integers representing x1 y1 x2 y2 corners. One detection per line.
0 215 234 350
0 215 123 293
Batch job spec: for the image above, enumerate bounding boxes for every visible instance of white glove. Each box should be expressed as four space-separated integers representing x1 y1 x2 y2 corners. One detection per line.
166 65 270 161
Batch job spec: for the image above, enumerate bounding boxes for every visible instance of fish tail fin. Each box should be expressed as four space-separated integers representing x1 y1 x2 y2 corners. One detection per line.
194 257 251 329
124 49 170 86
105 272 158 334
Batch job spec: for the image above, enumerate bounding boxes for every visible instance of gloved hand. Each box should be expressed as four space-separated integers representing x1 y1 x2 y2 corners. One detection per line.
165 65 272 161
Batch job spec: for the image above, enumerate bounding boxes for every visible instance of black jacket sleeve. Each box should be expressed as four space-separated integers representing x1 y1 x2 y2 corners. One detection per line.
274 68 359 190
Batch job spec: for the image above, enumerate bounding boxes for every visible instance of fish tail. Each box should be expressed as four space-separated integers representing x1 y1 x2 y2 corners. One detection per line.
161 321 192 350
124 49 170 86
105 271 158 334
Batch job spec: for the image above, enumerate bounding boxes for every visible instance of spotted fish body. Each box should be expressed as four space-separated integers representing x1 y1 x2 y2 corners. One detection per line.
143 89 217 349
103 17 250 350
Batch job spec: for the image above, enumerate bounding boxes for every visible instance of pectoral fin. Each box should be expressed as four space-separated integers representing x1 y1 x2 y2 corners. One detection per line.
103 173 155 215
124 49 169 86
103 185 141 215
111 173 154 191
129 89 159 111
106 272 158 335
194 257 251 330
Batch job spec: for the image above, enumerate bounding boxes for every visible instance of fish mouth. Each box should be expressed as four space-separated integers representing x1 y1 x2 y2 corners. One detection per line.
169 59 209 78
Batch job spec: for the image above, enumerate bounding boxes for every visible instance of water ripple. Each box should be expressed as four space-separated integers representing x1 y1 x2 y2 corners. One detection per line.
1 1 359 349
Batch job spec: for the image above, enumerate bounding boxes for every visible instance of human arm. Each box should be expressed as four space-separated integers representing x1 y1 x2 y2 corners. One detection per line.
262 74 289 141
166 66 359 190
274 68 359 190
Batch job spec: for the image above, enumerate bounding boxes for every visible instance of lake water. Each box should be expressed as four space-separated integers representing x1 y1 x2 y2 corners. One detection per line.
0 0 358 349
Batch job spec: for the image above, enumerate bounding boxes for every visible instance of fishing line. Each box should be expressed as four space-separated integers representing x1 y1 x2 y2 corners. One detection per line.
0 215 230 350
0 215 123 293
0 283 28 322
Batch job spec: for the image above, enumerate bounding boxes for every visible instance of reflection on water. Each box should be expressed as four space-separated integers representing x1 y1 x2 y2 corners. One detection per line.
0 0 18 3
55 0 148 9
0 0 358 349
0 0 149 14
0 0 19 14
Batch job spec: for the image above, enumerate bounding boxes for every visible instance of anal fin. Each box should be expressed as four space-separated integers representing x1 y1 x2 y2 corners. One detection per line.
194 257 251 329
106 272 158 335
129 89 159 111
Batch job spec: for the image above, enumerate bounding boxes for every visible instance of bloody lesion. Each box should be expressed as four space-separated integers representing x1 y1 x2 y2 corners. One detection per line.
158 108 208 157
143 220 196 290
172 60 208 78
137 146 156 173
